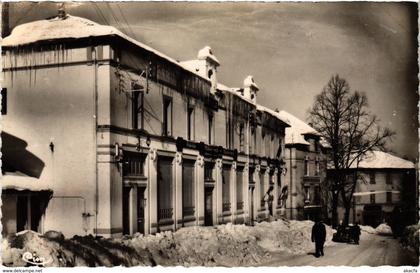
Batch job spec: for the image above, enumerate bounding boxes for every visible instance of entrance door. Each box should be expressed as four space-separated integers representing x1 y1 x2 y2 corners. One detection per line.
137 187 146 234
122 187 131 235
204 187 213 226
249 187 254 225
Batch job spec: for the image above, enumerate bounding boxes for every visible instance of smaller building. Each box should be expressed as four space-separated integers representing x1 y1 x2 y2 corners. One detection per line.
276 111 329 221
331 151 416 227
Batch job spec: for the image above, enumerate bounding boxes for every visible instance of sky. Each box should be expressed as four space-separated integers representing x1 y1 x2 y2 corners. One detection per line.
7 2 419 161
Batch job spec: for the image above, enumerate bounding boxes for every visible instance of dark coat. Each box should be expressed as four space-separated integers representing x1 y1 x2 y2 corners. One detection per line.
311 222 326 243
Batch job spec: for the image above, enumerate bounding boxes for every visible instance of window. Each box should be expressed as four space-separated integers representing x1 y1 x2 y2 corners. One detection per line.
304 186 310 204
208 113 213 145
182 160 195 217
315 157 320 176
187 107 194 140
369 173 376 184
236 167 244 211
314 186 321 204
1 88 7 115
157 157 173 221
222 166 231 212
163 97 172 136
370 191 375 204
250 127 256 154
123 152 145 176
204 162 214 181
260 169 265 208
386 192 392 203
226 118 233 149
132 84 144 129
239 123 245 153
386 173 392 185
249 167 255 184
304 156 309 176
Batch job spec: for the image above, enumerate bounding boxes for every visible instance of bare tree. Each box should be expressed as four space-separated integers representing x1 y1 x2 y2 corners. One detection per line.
309 75 394 227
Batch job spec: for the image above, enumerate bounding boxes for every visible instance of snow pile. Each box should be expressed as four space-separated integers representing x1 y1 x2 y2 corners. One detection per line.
2 230 155 267
247 220 335 254
375 224 393 235
125 225 269 266
400 224 419 254
2 219 335 267
360 225 377 234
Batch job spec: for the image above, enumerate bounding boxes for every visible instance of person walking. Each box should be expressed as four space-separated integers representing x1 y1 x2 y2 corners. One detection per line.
353 222 361 244
311 219 326 257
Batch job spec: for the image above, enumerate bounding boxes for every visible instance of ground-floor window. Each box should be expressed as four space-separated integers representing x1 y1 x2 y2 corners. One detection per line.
1 192 49 237
157 157 173 221
182 160 195 217
260 169 266 208
236 167 244 210
222 165 231 212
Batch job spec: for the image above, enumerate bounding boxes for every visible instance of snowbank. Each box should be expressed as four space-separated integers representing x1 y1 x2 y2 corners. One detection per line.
360 225 377 234
2 219 335 267
375 224 393 235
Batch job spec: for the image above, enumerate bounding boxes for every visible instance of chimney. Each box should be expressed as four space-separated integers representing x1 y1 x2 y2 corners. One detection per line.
243 75 259 104
57 3 67 19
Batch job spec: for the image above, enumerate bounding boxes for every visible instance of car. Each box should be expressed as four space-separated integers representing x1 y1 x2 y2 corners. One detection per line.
332 225 360 244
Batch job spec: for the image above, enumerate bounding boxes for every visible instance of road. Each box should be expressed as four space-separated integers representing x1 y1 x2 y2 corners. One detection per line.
262 232 418 266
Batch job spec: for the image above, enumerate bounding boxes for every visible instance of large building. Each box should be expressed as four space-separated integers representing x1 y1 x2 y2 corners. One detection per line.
276 111 329 221
1 13 290 238
330 151 416 227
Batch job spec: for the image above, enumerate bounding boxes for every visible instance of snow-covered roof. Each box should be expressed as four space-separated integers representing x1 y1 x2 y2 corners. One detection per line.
197 46 220 65
216 83 255 104
353 190 400 196
277 111 321 145
243 75 259 91
256 105 290 127
179 60 202 74
349 151 415 169
3 15 213 82
1 172 52 192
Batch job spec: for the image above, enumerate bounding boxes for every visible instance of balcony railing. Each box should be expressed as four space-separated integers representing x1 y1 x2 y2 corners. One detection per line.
222 202 231 212
183 206 195 217
158 208 173 220
236 201 244 211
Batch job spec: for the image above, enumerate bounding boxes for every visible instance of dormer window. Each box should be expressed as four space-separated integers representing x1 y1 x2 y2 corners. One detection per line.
208 69 213 79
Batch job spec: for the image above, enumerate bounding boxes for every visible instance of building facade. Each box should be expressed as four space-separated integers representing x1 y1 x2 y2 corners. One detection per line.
276 111 329 221
1 14 290 238
329 151 416 227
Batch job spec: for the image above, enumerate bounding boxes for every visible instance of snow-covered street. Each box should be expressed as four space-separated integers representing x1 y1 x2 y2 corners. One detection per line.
2 219 418 267
262 232 418 267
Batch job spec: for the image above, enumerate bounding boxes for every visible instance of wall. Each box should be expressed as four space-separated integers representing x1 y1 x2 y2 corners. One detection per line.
2 47 97 237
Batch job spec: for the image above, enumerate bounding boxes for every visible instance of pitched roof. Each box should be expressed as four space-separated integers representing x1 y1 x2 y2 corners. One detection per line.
277 110 321 145
3 15 205 79
350 151 415 169
256 105 290 127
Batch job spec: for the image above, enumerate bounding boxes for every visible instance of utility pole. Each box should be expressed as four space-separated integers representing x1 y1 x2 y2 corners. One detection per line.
2 2 10 38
